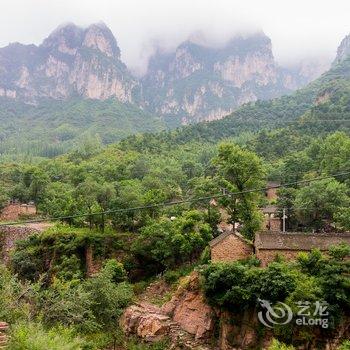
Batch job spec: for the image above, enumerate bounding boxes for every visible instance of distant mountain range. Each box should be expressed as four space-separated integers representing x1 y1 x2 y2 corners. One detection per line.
0 22 331 126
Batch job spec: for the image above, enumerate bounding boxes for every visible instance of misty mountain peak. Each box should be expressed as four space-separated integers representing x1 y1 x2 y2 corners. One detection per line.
42 22 121 58
0 22 136 103
0 23 331 124
83 22 121 59
42 23 85 54
334 34 350 65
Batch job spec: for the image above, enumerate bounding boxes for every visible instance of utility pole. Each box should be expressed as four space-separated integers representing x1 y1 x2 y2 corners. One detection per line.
282 208 286 233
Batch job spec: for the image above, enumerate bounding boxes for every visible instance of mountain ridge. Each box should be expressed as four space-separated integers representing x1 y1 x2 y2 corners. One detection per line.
0 22 139 103
142 31 329 124
0 22 330 125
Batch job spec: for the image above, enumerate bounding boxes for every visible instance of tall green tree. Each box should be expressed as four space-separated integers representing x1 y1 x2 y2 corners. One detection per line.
294 178 350 231
213 142 265 239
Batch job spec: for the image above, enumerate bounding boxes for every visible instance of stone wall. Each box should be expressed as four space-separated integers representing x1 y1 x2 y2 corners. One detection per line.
85 245 103 277
211 234 253 263
0 226 39 264
266 187 278 201
256 249 307 267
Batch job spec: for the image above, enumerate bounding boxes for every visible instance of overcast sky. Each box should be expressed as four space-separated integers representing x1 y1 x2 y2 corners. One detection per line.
1 0 349 74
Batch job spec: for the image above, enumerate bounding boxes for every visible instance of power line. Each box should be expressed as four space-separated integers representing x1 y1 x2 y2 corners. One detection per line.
1 170 349 227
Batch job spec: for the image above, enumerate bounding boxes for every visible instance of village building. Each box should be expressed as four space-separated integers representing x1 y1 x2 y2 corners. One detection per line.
255 231 350 266
209 231 253 262
265 181 280 201
0 201 37 221
262 205 281 231
261 181 282 231
209 230 350 266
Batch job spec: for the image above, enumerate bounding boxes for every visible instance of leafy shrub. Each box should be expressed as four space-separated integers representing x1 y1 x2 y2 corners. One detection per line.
201 261 297 311
268 339 295 350
199 246 211 264
8 322 86 350
0 265 31 323
338 340 350 350
163 270 181 284
132 210 212 272
36 278 98 333
329 243 350 261
101 259 127 283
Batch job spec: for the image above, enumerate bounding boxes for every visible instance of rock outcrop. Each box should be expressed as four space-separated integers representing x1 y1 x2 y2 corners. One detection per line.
0 22 139 103
0 322 9 349
121 272 215 349
333 34 350 65
121 270 350 349
0 24 332 125
142 32 329 124
121 303 172 342
161 272 214 340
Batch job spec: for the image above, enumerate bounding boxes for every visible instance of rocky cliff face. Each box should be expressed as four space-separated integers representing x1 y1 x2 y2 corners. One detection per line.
142 33 328 124
0 24 331 124
0 22 139 103
121 272 349 349
333 34 350 65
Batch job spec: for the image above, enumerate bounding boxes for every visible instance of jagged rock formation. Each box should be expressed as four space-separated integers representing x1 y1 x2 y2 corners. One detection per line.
121 272 350 349
142 33 329 124
0 23 333 125
333 34 350 65
121 272 215 349
0 22 139 103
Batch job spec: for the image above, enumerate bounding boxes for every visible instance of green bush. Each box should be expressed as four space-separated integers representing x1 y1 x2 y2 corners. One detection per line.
132 210 212 271
338 340 350 350
8 322 86 350
268 339 295 350
0 265 31 323
201 261 297 311
163 270 181 284
101 259 127 283
36 278 98 333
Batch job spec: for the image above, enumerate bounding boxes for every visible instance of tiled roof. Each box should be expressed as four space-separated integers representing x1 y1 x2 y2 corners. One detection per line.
255 231 350 251
262 205 278 214
209 231 251 247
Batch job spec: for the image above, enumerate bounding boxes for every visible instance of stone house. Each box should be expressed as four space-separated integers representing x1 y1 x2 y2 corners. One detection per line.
210 230 350 266
262 205 281 231
261 181 282 231
0 201 37 221
265 181 280 201
209 231 253 262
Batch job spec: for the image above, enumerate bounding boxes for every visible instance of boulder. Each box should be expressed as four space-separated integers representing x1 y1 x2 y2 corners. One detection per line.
164 291 214 339
120 303 171 342
162 272 215 340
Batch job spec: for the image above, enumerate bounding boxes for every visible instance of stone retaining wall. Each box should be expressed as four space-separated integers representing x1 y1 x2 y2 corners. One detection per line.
0 226 39 264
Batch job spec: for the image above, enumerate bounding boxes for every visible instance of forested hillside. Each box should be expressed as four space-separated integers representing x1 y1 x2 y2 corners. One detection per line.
0 29 350 350
0 97 164 158
1 123 350 348
120 57 350 154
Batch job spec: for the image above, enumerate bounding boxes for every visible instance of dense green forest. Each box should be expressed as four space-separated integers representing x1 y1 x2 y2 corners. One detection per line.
1 127 350 348
0 97 164 159
0 54 350 350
